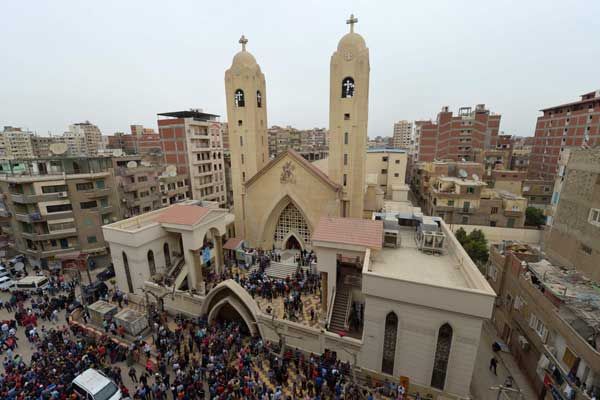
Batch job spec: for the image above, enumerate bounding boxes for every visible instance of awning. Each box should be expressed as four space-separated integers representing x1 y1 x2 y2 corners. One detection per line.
223 237 243 250
54 251 82 260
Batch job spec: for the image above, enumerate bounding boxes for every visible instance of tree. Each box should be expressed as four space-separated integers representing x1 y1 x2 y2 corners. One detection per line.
455 228 489 266
525 207 546 227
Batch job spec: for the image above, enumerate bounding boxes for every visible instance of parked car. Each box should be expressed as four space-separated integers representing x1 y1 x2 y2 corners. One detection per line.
0 276 15 291
72 368 121 400
96 264 115 281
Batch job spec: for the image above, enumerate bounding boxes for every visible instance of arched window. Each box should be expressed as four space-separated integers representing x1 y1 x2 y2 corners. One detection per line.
256 90 262 108
234 89 245 107
147 250 156 276
344 132 349 145
381 312 398 374
341 77 355 98
431 323 453 390
122 251 133 293
163 243 171 268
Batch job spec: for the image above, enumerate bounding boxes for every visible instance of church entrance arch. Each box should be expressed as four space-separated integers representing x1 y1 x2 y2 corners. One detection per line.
273 201 311 249
284 233 302 250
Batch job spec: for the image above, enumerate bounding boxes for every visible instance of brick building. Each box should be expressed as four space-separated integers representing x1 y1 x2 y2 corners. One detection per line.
415 104 501 162
529 90 600 180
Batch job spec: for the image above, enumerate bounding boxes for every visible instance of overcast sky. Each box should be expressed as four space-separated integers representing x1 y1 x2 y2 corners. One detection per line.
1 1 598 138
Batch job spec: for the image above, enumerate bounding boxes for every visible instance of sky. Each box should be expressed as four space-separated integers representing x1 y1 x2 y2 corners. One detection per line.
1 0 599 138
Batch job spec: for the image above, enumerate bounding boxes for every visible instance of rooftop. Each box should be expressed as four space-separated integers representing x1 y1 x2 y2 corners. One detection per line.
157 110 219 120
155 204 211 226
366 148 407 153
369 228 470 288
437 176 486 186
312 217 383 249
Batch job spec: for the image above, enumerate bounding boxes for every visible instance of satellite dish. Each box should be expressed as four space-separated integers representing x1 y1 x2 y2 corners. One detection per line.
112 149 123 157
49 143 68 155
165 165 177 175
126 161 138 168
472 174 480 181
14 262 24 271
458 169 468 178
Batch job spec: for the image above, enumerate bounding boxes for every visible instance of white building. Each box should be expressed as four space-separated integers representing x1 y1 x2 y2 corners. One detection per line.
0 127 35 159
68 121 102 156
392 120 413 149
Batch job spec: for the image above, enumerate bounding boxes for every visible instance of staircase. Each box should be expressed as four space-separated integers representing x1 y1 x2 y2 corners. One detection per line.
166 257 187 289
328 286 350 334
249 261 311 280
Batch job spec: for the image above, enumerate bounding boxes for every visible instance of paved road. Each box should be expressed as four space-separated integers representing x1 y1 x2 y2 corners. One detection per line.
470 321 537 399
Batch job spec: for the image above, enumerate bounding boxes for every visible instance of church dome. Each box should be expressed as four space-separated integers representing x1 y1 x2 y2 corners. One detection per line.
232 50 257 68
337 32 366 51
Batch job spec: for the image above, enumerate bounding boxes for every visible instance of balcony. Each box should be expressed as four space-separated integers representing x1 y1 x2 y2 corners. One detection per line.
21 228 78 241
82 188 112 198
46 211 75 221
503 209 524 217
10 192 64 204
15 212 46 223
459 207 475 214
25 244 81 258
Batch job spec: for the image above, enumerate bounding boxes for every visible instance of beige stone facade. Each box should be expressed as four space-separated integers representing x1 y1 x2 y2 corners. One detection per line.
365 149 408 200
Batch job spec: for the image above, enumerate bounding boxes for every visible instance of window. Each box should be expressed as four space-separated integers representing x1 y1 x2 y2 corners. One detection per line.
41 185 67 193
589 208 600 227
241 154 244 165
394 173 399 177
581 244 592 255
100 198 109 208
447 200 454 207
461 216 469 224
102 214 111 225
138 176 148 182
341 77 355 98
80 200 97 209
147 250 156 276
343 174 347 186
344 132 349 145
256 90 262 107
76 182 94 191
466 187 475 194
47 204 72 213
234 89 245 107
491 207 498 214
122 252 133 293
490 221 497 227
382 156 388 162
381 169 387 175
395 159 400 164
240 136 243 146
238 120 243 126
381 312 398 375
242 172 245 182
529 314 548 342
431 324 453 390
344 113 350 120
87 236 97 244
343 154 348 166
96 180 105 189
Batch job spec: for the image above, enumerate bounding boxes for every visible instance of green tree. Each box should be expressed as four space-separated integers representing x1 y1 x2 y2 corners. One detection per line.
525 207 546 227
454 227 468 245
455 228 489 265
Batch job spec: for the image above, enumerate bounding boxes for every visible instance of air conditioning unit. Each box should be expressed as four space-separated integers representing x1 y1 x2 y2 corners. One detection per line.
58 192 68 198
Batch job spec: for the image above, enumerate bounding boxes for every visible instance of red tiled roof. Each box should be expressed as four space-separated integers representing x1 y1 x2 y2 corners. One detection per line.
312 217 383 249
223 237 243 250
156 204 210 226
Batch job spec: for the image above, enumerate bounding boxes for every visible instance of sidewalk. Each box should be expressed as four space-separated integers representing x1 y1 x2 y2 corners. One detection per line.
470 321 537 399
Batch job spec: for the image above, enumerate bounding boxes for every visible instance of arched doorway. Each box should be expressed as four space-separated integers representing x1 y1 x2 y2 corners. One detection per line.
147 250 156 276
284 234 302 250
273 202 310 249
163 243 171 268
211 302 251 334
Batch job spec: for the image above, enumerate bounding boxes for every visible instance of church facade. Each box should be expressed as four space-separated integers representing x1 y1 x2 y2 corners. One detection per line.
225 15 370 248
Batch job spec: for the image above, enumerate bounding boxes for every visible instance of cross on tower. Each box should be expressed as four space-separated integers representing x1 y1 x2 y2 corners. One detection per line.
239 35 248 51
346 14 358 33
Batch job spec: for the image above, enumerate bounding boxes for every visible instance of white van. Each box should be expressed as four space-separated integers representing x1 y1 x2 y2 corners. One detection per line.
72 369 122 400
0 266 9 278
0 276 15 291
15 276 50 292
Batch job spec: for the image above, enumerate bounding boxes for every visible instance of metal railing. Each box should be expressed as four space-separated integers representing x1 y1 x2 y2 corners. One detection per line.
326 285 336 329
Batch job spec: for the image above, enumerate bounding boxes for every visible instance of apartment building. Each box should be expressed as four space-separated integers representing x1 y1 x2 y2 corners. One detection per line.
367 136 392 149
221 123 229 150
106 130 162 156
157 110 226 206
522 179 553 209
530 90 600 180
365 149 408 199
68 121 103 156
159 173 190 207
488 242 600 399
511 136 534 171
31 136 57 158
0 157 118 268
487 169 527 195
0 127 34 159
392 120 412 148
545 147 600 280
416 104 501 162
112 156 162 218
267 126 328 160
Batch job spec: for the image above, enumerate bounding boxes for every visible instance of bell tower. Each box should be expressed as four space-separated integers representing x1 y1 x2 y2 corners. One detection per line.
328 14 370 218
225 35 269 236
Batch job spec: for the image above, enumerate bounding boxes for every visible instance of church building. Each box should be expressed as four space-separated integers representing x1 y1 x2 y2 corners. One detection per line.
225 15 370 250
